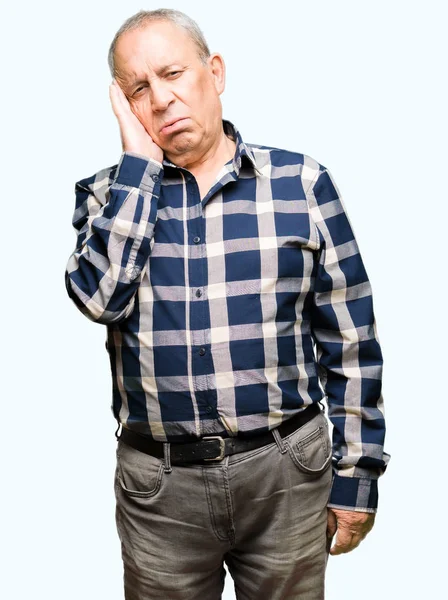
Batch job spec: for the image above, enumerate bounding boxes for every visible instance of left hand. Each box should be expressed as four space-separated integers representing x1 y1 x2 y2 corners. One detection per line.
326 507 375 555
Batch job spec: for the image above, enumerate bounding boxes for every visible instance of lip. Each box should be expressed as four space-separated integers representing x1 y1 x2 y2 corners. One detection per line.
160 117 189 134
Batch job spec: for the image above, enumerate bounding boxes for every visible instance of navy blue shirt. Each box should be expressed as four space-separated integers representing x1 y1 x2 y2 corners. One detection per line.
65 119 390 511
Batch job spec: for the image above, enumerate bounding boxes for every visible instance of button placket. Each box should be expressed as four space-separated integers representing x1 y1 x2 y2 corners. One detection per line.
187 181 211 416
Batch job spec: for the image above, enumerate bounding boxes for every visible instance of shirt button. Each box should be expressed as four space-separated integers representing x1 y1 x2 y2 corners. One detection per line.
193 236 201 244
199 347 206 356
205 406 212 413
151 174 159 182
126 265 141 279
195 289 202 298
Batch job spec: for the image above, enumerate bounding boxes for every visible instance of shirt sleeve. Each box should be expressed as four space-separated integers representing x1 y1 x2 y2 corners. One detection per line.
65 151 163 324
306 167 391 513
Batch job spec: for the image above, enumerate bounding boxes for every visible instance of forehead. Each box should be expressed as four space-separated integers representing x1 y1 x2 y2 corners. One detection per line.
114 21 199 80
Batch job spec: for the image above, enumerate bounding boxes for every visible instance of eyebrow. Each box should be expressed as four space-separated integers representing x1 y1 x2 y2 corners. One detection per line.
128 64 183 87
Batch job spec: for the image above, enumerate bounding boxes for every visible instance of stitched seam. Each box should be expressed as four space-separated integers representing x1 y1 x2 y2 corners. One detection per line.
118 462 164 498
304 168 322 196
113 180 156 194
202 468 229 542
298 426 322 448
304 168 324 249
222 465 236 546
227 441 277 465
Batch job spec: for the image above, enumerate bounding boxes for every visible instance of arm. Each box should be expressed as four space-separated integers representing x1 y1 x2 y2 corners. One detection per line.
65 152 163 323
65 78 165 324
306 167 391 547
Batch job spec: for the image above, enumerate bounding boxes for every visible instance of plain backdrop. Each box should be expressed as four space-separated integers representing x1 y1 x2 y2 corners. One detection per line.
1 0 446 598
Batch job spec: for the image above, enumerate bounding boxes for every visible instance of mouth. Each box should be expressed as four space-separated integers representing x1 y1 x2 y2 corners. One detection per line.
160 118 189 135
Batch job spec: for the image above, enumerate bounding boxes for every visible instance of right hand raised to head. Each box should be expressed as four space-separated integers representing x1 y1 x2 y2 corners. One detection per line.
109 79 164 164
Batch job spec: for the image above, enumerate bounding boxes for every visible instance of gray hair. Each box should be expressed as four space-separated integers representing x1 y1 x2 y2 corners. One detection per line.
107 8 211 77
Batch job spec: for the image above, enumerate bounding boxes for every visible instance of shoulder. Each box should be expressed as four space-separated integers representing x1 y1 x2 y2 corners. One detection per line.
247 142 327 192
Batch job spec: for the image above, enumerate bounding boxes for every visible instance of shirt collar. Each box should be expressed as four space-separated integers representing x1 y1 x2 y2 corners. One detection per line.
161 118 262 176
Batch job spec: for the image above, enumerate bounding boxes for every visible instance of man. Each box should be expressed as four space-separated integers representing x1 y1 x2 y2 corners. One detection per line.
65 8 390 600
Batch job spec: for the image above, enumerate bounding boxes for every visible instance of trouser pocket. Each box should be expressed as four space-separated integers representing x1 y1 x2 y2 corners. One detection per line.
115 439 165 498
284 411 332 476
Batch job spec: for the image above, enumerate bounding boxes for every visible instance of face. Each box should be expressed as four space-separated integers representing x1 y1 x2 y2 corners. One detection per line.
114 20 226 163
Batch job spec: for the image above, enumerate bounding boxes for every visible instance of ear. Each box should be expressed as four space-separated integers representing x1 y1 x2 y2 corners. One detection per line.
207 53 226 95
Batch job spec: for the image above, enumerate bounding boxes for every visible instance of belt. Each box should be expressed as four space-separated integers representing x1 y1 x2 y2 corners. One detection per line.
118 402 321 464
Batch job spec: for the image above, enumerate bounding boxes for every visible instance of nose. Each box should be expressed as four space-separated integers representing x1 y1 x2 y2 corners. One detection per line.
150 80 174 112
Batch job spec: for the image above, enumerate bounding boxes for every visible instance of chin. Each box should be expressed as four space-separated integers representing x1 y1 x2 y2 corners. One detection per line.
169 131 197 151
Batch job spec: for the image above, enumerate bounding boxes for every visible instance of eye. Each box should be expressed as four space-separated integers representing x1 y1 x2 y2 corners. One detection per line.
168 71 181 77
132 86 146 97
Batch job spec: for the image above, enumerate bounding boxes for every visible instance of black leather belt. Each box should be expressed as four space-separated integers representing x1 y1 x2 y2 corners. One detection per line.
118 402 321 464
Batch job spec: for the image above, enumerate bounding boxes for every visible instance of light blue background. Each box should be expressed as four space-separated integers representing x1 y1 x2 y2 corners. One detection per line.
1 0 446 598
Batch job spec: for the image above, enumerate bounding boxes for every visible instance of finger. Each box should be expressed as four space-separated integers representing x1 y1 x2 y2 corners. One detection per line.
109 80 130 119
112 79 131 111
326 534 332 555
109 81 122 118
330 528 367 555
347 523 372 540
348 533 363 551
330 537 353 555
329 526 353 556
335 532 363 555
364 517 375 536
326 509 337 539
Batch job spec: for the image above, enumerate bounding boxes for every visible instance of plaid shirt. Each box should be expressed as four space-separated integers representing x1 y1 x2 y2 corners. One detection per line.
65 119 390 512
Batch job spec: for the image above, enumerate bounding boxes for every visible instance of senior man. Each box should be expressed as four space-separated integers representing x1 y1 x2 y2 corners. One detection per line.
65 8 390 600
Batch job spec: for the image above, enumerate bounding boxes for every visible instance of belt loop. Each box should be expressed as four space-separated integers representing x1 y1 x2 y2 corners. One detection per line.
272 427 287 454
114 420 122 441
163 442 172 473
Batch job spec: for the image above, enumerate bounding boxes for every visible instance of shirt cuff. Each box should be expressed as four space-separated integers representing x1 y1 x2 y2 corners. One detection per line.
327 473 379 513
113 151 163 191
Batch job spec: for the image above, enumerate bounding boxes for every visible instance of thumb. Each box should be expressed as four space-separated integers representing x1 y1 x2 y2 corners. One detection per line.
327 508 338 539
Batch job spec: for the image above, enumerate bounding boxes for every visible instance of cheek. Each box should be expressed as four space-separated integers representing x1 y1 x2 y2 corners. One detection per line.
130 100 153 126
130 101 145 120
130 100 160 138
195 78 219 108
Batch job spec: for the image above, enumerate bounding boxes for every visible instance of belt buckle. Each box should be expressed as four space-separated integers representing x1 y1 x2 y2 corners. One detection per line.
202 436 226 461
